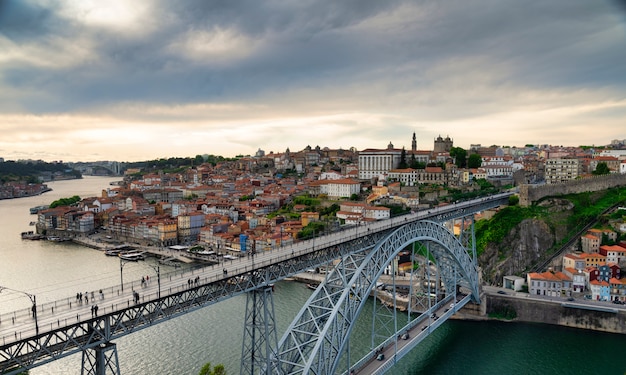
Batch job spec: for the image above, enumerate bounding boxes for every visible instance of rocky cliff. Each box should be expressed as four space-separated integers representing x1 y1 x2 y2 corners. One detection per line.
478 198 575 285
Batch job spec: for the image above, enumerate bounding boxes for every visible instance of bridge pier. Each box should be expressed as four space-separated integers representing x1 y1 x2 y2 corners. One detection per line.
240 285 278 375
81 342 120 375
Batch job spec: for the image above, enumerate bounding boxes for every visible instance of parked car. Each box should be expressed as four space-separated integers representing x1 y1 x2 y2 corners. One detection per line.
497 290 507 295
567 297 575 301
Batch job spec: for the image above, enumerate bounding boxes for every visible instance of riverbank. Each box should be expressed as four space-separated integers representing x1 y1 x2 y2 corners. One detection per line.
291 272 626 335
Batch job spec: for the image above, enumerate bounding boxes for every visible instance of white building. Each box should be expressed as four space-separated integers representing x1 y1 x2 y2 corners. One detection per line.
315 179 361 199
358 143 403 180
336 202 390 223
527 271 572 297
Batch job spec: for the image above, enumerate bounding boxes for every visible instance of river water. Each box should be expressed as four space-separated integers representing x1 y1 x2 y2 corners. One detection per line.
1 176 624 375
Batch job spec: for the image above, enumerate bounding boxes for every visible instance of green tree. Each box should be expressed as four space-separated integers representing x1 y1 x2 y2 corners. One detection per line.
449 147 467 168
49 195 81 208
199 363 212 375
508 195 519 206
212 365 226 375
593 162 610 175
199 362 226 375
467 154 482 168
398 147 408 169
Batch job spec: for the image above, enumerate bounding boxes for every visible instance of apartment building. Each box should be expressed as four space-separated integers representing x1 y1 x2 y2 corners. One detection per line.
527 271 573 297
581 234 600 253
599 245 626 265
544 158 581 184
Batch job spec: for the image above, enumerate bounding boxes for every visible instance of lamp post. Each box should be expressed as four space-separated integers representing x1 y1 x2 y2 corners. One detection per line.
0 286 38 335
120 256 129 292
146 263 161 299
120 256 160 298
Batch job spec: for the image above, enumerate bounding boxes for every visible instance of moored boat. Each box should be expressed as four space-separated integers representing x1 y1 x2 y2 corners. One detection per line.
21 231 45 240
29 205 49 214
119 251 146 261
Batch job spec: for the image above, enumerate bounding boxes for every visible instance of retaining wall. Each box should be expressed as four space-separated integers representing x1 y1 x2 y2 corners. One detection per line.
519 174 626 206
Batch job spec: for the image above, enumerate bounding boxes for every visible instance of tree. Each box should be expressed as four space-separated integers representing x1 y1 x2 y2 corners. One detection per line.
199 363 212 375
398 147 408 169
199 362 226 375
593 162 610 175
449 147 467 168
467 154 482 168
212 365 226 375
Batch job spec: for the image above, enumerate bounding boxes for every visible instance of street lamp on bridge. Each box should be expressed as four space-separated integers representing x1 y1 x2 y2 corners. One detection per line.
119 257 161 299
0 285 38 335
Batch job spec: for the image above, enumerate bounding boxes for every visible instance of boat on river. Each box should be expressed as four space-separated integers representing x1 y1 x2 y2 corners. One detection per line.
119 251 146 261
21 231 45 240
29 205 49 214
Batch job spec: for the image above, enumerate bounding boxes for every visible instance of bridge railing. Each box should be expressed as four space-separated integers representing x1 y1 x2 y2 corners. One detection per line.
0 228 381 346
1 195 509 348
348 294 456 373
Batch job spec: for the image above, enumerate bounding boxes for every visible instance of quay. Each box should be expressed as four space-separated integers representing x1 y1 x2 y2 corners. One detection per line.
71 237 198 264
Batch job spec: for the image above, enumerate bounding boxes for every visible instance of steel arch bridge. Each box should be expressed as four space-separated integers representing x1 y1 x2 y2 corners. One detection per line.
249 219 480 375
3 194 510 375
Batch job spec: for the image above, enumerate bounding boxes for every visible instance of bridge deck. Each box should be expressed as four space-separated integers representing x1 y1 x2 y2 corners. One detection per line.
351 294 471 375
1 194 509 374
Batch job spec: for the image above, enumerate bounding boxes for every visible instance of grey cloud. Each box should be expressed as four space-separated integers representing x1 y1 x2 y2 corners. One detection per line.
0 0 64 40
0 0 625 118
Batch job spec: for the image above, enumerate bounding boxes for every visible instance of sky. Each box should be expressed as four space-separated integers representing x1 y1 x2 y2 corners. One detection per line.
1 0 625 162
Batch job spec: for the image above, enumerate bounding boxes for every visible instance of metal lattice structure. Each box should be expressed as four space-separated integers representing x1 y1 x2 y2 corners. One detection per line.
240 285 279 375
271 220 479 375
1 193 510 375
81 342 120 375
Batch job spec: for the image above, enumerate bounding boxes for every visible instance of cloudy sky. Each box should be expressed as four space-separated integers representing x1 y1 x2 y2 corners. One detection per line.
1 0 625 162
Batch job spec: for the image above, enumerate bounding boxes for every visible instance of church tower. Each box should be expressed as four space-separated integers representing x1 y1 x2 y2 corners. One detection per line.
412 132 417 152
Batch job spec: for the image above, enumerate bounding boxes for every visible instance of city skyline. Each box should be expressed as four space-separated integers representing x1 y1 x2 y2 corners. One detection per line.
1 1 625 162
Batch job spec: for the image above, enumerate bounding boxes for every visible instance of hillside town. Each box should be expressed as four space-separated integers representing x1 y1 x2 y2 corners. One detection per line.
25 134 626 305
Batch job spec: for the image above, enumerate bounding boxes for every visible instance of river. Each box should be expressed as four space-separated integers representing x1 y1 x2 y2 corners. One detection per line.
0 176 624 374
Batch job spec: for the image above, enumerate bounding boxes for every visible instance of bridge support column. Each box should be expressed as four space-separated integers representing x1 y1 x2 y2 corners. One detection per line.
240 285 278 375
81 342 120 375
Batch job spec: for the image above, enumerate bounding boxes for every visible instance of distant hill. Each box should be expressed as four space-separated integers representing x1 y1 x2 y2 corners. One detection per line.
0 160 82 183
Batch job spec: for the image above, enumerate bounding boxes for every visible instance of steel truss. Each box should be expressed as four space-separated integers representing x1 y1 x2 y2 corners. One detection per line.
271 220 480 374
240 286 278 375
0 231 393 375
81 342 120 375
1 195 504 375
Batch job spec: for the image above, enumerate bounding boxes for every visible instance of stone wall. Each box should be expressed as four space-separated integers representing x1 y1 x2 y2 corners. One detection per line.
485 295 626 334
519 174 626 206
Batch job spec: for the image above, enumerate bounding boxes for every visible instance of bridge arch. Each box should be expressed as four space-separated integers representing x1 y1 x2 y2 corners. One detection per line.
272 220 480 374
